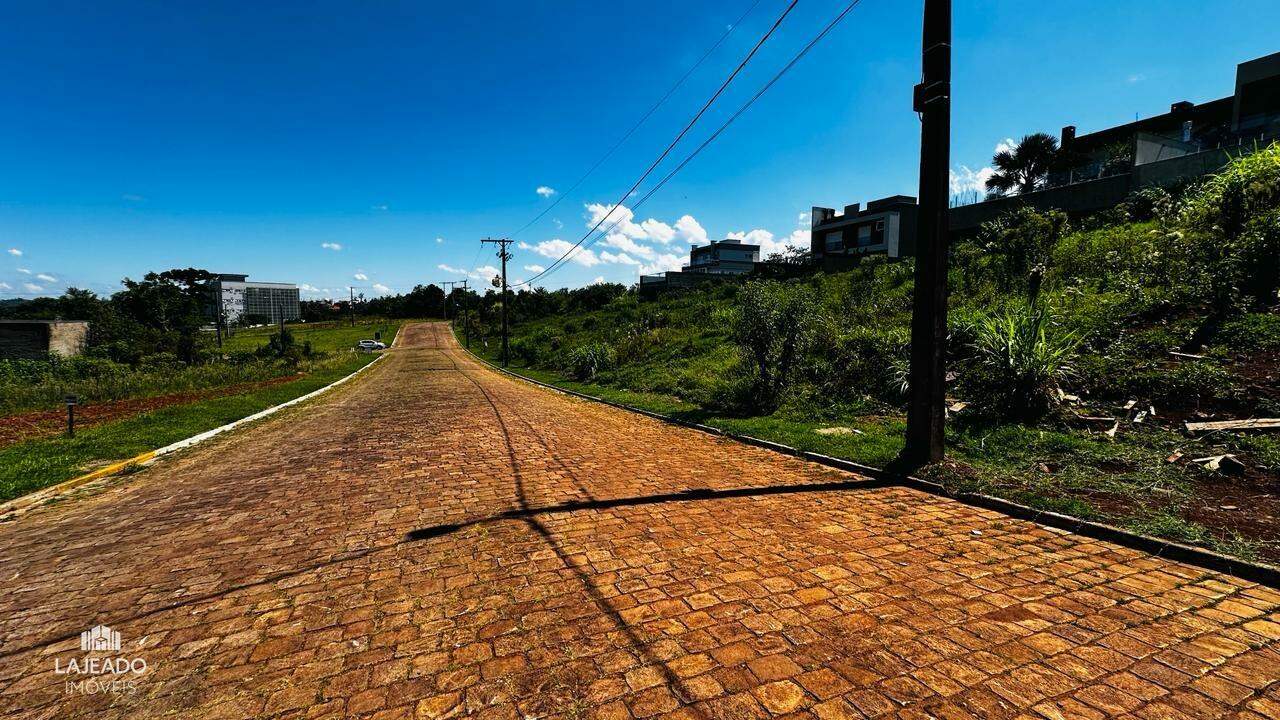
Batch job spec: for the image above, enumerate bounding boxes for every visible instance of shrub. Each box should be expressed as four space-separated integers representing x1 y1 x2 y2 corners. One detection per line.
960 302 1081 421
562 343 616 381
1216 313 1280 353
977 207 1069 300
1180 143 1280 240
731 280 823 412
818 326 910 405
1125 186 1174 223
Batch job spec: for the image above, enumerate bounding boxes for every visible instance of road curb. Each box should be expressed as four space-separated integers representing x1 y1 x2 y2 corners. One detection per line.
464 346 1280 588
0 325 403 518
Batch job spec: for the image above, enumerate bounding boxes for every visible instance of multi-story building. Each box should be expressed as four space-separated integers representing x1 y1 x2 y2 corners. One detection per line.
684 240 761 275
207 273 300 325
809 195 919 265
951 50 1280 232
639 239 762 294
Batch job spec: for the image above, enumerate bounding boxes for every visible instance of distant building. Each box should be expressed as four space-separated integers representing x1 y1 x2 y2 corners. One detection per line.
809 195 918 265
685 240 761 275
952 50 1280 232
0 320 88 360
640 239 761 294
207 273 300 325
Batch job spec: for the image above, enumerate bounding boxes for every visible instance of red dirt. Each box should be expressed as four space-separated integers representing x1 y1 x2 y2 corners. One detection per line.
0 374 303 448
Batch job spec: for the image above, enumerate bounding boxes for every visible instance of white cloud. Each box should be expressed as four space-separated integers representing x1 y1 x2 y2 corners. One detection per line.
797 212 810 225
1127 73 1146 84
23 282 43 293
35 273 57 283
372 283 390 294
0 282 11 290
435 237 444 244
599 251 640 266
524 264 545 273
950 165 995 196
585 203 646 239
7 248 21 257
553 218 563 229
640 219 676 244
321 242 343 251
17 268 31 274
728 228 810 258
536 186 557 198
994 137 1017 155
674 214 708 245
528 238 600 267
353 272 368 281
371 204 388 211
437 264 467 275
601 232 655 259
590 276 606 285
639 253 684 275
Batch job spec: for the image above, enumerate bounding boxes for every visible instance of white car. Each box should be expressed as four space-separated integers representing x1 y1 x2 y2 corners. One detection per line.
356 339 386 351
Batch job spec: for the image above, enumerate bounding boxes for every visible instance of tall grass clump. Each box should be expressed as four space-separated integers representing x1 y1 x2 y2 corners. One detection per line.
960 302 1081 422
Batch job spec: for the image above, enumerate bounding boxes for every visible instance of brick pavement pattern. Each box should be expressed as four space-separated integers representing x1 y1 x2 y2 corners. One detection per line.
1 322 1278 719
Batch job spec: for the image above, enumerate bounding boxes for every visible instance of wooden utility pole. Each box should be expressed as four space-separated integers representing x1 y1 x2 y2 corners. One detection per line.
480 237 513 366
348 286 356 327
905 0 952 464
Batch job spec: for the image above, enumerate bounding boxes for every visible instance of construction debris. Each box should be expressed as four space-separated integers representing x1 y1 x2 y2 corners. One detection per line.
1105 421 1120 439
1166 450 1184 463
1185 418 1280 434
1169 351 1206 360
814 426 864 436
1191 454 1246 475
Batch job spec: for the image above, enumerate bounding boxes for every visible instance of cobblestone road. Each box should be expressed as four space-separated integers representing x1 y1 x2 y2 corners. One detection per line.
1 322 1277 719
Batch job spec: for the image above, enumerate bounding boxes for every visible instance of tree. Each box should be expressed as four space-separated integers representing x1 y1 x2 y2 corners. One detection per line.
731 280 822 411
112 268 215 363
986 133 1061 196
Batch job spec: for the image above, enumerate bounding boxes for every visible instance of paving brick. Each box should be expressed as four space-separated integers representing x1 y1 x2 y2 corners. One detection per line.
0 322 1275 720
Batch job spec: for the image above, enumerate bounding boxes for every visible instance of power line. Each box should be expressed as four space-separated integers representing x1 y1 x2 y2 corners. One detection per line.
516 0 867 287
508 0 766 240
514 0 799 286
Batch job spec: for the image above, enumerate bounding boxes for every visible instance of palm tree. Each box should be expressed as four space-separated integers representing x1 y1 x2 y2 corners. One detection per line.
985 133 1061 196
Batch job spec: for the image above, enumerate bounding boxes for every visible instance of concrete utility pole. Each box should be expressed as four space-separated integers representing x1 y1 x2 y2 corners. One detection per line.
348 286 356 327
440 281 457 321
480 237 513 366
905 0 952 464
459 279 471 349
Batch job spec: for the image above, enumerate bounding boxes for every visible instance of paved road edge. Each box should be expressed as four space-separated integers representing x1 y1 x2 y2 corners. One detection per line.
459 335 1280 589
0 325 404 518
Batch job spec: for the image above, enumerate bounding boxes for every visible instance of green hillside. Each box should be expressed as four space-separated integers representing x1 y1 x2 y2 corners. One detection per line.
468 145 1280 563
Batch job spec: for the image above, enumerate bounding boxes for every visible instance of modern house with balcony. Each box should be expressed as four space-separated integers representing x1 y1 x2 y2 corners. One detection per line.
684 240 761 275
951 50 1280 232
639 239 761 295
809 195 918 267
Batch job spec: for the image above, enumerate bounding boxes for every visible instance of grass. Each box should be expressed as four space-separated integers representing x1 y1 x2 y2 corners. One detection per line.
0 320 405 503
222 318 400 354
0 352 378 503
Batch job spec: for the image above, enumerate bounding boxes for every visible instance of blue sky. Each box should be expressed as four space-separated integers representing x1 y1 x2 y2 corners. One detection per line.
2 0 1278 298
